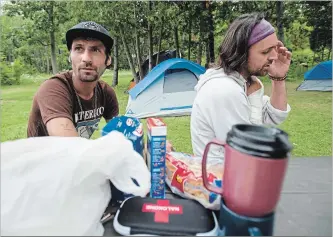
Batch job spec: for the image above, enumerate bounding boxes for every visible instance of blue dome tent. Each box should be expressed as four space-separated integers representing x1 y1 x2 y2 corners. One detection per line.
125 58 206 118
297 60 332 91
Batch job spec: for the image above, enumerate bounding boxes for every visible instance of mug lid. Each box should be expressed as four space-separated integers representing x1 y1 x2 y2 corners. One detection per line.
226 124 293 159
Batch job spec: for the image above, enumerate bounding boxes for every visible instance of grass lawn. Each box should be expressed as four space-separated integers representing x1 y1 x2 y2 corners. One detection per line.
1 70 331 157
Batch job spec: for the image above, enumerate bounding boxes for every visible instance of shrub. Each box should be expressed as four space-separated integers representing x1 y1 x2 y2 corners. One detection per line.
0 59 24 85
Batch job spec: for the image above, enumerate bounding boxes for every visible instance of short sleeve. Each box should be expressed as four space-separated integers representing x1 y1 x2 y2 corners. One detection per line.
36 79 73 125
103 84 119 121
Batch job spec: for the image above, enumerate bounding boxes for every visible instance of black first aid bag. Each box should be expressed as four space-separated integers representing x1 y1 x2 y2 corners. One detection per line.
113 196 219 236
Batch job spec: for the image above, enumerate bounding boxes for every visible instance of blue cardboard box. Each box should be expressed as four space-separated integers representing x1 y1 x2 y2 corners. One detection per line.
147 118 167 198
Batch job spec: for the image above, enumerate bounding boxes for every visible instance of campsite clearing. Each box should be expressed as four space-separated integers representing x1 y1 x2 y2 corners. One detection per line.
1 70 331 157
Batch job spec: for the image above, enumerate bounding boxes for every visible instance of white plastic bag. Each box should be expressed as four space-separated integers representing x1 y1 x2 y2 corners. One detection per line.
1 131 151 236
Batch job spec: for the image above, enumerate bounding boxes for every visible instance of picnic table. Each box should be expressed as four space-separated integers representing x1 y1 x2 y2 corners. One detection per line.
103 156 332 236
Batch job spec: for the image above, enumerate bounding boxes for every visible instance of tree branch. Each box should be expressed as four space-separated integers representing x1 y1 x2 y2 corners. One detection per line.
36 39 49 47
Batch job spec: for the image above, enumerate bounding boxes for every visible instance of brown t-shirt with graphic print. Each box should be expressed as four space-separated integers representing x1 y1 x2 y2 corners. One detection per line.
27 71 119 139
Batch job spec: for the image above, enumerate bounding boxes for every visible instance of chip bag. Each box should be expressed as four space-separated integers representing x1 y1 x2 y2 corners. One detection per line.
165 152 223 210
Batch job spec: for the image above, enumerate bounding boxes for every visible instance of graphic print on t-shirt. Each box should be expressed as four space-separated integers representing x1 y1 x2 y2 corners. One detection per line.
74 106 105 139
76 118 101 138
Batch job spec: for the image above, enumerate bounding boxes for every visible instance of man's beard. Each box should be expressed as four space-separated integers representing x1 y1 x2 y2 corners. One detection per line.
249 67 269 77
248 61 273 77
78 67 105 82
78 70 99 82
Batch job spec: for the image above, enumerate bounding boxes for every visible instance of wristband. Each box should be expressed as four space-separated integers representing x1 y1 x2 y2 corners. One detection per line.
268 74 287 81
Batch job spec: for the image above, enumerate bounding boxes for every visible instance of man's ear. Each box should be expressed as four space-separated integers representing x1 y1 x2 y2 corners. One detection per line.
106 56 112 69
107 56 112 67
68 50 72 63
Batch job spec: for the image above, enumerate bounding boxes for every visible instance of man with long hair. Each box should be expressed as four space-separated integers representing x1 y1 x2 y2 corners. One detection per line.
27 21 119 139
191 13 292 158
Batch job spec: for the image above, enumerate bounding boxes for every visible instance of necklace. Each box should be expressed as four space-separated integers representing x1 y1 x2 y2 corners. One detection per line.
74 86 98 114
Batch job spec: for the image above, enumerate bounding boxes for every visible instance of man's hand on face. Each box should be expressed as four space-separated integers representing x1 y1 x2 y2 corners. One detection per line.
268 41 292 78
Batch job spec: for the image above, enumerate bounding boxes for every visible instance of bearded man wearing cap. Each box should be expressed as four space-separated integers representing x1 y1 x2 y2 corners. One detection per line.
190 13 292 158
27 21 119 139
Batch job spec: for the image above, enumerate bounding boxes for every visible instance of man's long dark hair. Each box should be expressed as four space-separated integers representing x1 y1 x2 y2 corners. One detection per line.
217 12 266 75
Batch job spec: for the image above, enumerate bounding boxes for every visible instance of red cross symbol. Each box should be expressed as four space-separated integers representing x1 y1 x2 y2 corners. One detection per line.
142 200 183 223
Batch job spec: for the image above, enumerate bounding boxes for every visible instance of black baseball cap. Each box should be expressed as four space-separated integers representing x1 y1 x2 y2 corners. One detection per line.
66 21 113 51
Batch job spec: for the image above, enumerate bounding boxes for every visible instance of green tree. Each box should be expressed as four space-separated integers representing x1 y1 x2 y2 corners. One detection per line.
303 1 332 60
4 1 70 74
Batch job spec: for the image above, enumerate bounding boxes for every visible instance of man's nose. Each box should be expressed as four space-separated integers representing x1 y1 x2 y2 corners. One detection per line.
269 47 278 60
81 50 92 63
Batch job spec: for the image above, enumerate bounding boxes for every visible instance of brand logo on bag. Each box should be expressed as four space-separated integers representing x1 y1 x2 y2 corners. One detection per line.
142 200 183 223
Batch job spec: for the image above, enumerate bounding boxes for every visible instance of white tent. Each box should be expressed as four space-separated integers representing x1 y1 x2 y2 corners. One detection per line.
125 58 206 118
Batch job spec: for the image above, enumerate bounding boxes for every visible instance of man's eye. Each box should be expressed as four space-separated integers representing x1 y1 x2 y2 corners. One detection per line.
93 48 100 52
74 47 82 51
263 48 271 54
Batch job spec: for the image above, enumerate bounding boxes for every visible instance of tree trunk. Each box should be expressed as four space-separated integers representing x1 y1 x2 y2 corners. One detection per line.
188 16 192 61
312 52 316 66
207 2 215 63
38 49 44 72
134 6 143 81
120 26 139 83
321 46 325 61
327 48 331 60
196 2 205 65
205 40 210 68
276 1 285 43
9 35 14 62
112 36 119 87
156 22 163 65
40 51 44 72
136 30 144 81
197 43 202 66
148 1 153 71
48 4 58 74
46 54 50 73
34 49 40 72
142 37 147 60
205 39 210 68
49 31 58 74
174 26 180 58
